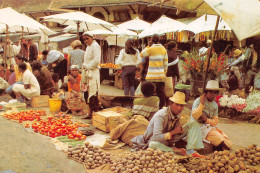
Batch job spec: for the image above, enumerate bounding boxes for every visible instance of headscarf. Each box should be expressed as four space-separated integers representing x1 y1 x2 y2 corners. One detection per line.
46 50 64 64
70 65 79 70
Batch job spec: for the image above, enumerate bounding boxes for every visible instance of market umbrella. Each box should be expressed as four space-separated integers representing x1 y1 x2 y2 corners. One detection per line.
186 14 231 34
0 7 54 36
117 17 151 33
42 11 115 39
0 7 54 73
204 0 260 41
138 15 188 38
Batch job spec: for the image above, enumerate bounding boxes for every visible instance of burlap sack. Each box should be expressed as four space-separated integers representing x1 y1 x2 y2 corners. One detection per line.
110 115 149 146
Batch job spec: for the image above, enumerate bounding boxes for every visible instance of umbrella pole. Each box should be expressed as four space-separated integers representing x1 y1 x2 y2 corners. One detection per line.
77 22 80 39
202 15 220 93
115 35 117 62
22 26 24 38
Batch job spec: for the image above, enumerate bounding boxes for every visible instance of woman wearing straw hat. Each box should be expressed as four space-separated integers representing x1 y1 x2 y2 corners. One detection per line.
192 80 232 151
131 91 206 158
68 40 85 69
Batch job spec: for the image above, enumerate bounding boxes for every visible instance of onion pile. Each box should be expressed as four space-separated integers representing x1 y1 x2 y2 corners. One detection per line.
243 90 260 113
66 142 112 169
219 94 246 109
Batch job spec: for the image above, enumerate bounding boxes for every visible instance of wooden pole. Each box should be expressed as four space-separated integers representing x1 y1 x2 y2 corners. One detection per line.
202 15 220 93
22 26 24 38
3 25 9 79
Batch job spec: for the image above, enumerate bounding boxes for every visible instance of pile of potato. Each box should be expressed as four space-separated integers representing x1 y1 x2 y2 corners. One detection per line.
180 144 260 173
110 148 188 173
66 142 112 169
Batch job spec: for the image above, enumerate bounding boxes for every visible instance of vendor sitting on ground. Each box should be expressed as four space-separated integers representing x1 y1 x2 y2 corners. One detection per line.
66 65 84 116
12 62 40 103
31 61 55 97
131 91 206 158
129 81 159 121
194 80 232 151
6 55 32 97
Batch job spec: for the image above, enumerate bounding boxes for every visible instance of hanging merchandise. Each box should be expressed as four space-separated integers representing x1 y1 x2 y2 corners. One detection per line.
181 31 189 43
195 34 199 42
227 32 231 41
206 31 210 41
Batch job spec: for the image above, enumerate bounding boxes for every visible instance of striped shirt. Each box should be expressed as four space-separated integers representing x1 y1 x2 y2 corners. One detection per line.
141 44 168 82
131 96 160 120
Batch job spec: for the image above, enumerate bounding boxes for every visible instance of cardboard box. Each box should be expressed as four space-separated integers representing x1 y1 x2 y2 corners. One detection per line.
92 107 129 132
30 95 50 108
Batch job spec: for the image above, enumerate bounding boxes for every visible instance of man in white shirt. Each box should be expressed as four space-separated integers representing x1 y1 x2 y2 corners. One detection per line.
12 62 40 102
82 33 101 118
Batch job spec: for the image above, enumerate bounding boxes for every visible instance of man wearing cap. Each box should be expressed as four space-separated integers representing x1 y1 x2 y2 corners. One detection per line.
199 40 212 59
82 32 101 118
131 91 205 158
192 80 232 151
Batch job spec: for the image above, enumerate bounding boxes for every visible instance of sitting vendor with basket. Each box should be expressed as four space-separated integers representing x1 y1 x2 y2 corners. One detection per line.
66 65 85 116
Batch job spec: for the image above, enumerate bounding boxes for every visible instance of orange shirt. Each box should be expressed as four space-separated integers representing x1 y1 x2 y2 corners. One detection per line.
68 74 81 92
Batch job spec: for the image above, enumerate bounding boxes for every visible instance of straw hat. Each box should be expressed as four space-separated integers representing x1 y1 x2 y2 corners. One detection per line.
70 40 82 49
169 91 186 105
233 49 242 57
206 40 212 44
198 80 224 92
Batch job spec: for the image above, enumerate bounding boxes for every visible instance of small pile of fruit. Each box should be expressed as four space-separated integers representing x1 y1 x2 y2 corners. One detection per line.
30 115 88 139
2 110 46 123
99 63 120 68
66 142 112 169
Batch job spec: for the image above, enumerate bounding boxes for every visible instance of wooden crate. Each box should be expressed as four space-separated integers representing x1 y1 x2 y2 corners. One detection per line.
103 106 131 115
115 75 123 89
92 109 125 132
30 95 50 108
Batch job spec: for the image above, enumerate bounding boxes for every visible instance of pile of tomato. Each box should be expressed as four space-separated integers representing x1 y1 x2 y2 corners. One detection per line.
3 110 46 122
31 115 87 139
3 110 88 140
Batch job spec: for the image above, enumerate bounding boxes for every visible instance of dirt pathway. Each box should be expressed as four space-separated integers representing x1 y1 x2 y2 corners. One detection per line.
0 116 85 173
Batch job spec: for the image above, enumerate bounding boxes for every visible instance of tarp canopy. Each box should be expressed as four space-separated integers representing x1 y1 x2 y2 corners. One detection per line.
0 7 54 35
42 11 115 31
138 15 187 38
48 33 77 52
204 0 260 41
117 17 151 33
186 14 231 34
111 27 137 37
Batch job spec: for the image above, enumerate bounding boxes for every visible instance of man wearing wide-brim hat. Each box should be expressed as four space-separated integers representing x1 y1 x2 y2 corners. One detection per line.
131 91 206 158
192 80 232 151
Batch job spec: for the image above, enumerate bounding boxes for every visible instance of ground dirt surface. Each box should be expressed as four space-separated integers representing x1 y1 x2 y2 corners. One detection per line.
0 85 260 172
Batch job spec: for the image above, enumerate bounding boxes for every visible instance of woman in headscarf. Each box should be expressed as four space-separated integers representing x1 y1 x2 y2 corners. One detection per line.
65 65 85 116
116 38 141 96
31 61 55 97
43 50 67 82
